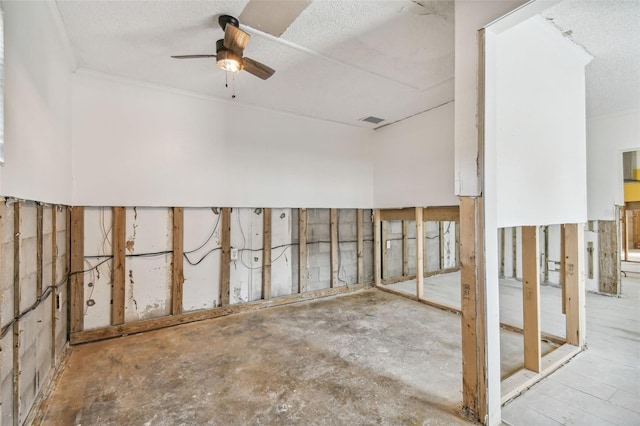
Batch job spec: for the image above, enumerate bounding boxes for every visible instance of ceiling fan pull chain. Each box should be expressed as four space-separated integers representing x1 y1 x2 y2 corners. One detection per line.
232 73 237 99
225 71 229 88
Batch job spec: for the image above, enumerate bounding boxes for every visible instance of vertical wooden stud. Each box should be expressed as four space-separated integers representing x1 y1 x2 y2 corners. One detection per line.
522 226 541 372
112 207 126 323
51 206 58 366
13 201 22 426
415 208 424 299
564 223 585 347
543 226 549 283
423 220 428 273
374 209 381 286
622 207 628 261
330 209 339 288
381 221 388 280
439 221 445 270
219 208 231 306
455 221 460 268
402 220 409 276
499 228 505 278
262 208 272 300
460 196 487 420
298 208 307 293
171 207 184 314
356 209 364 284
36 203 43 299
70 206 85 333
512 227 517 278
560 224 566 314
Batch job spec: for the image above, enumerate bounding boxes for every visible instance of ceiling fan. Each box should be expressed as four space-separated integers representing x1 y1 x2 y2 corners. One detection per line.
171 15 275 80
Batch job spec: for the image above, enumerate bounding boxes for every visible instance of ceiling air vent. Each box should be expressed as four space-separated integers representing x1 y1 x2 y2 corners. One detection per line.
360 116 385 125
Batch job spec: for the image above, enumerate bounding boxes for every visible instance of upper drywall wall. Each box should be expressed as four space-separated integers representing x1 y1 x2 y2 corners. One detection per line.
454 0 527 198
1 1 74 204
373 102 457 208
71 71 374 207
587 109 640 221
487 17 591 227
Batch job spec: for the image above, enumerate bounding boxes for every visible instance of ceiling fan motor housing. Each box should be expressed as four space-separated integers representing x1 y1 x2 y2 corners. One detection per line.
216 39 243 71
218 15 240 31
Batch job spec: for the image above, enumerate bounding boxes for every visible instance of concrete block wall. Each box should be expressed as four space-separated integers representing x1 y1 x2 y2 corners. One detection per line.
336 209 357 285
306 209 332 291
0 200 69 425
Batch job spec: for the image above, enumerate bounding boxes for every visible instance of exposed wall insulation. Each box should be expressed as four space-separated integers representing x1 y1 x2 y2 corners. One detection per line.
0 200 69 425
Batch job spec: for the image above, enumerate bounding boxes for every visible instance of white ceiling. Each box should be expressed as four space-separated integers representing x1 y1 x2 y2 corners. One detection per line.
55 0 455 129
541 0 640 117
54 0 639 128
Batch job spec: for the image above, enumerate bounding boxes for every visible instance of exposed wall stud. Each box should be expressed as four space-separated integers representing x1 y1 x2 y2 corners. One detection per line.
512 227 517 278
381 220 388 280
262 208 272 299
356 209 364 283
415 208 424 299
439 221 445 270
36 203 44 299
219 208 231 306
70 206 85 333
298 208 307 293
171 207 184 314
499 228 505 278
112 207 126 323
522 226 541 373
51 206 58 366
564 223 585 347
13 201 22 426
374 209 381 286
330 209 339 288
402 220 409 276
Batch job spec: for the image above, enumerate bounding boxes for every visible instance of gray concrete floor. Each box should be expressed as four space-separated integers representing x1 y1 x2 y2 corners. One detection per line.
40 290 472 425
38 267 638 425
502 262 640 425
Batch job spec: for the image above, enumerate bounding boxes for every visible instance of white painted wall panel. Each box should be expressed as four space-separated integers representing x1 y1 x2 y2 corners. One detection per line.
71 72 373 208
1 2 73 203
587 110 640 221
373 102 457 208
490 17 591 227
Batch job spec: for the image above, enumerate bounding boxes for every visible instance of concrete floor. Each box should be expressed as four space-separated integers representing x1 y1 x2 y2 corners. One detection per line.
40 290 472 425
38 267 639 425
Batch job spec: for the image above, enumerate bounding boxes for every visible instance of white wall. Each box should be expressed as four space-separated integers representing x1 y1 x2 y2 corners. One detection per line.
454 0 527 198
489 17 591 228
373 102 458 208
1 1 74 204
587 109 640 221
72 71 374 208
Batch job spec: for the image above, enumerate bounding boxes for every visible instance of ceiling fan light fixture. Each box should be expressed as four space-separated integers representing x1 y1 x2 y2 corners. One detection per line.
216 50 242 73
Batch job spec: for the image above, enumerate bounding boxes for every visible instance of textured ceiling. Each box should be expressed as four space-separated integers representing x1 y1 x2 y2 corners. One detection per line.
56 0 455 128
541 0 640 117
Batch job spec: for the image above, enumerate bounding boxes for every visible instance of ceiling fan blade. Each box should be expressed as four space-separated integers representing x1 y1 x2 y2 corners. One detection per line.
223 24 251 55
171 55 216 59
242 57 275 80
239 0 311 37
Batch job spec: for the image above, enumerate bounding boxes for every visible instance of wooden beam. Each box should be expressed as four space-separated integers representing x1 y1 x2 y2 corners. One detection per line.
499 228 505 278
560 224 566 314
598 220 618 294
330 209 339 288
375 285 461 315
439 221 445 270
356 209 364 284
112 207 126 323
425 206 459 223
564 223 585 347
219 208 231 306
512 227 518 278
36 203 44 299
69 206 84 334
402 220 409 276
51 206 58 366
621 206 628 261
455 221 460 268
381 220 388 280
13 201 22 426
543 226 549 283
298 208 307 293
380 266 459 285
171 207 184 314
521 226 541 373
373 209 382 286
379 206 460 222
262 208 272 300
460 196 482 419
71 282 372 345
415 208 424 299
